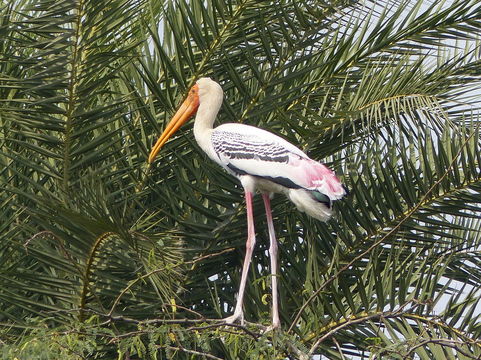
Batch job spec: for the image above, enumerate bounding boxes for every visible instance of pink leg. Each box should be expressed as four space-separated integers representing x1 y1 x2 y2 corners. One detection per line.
262 193 280 330
224 190 256 325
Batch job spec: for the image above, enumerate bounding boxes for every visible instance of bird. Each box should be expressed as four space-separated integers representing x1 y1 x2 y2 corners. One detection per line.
148 77 346 330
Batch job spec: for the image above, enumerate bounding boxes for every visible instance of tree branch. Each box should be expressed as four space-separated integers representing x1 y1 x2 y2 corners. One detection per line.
308 300 420 355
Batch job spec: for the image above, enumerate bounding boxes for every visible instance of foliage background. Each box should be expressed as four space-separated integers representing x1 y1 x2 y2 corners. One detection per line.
1 0 480 358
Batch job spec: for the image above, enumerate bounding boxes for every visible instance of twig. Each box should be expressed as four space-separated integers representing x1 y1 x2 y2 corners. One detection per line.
161 345 223 360
403 313 479 344
23 230 56 251
161 303 205 318
188 321 260 340
99 314 205 326
332 337 346 360
308 301 421 355
187 247 235 265
406 338 481 359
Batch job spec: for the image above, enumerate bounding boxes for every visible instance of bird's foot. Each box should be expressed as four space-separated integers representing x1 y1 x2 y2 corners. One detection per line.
263 320 281 333
222 310 244 326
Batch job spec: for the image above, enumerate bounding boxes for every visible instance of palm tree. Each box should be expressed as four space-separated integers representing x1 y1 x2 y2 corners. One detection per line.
1 0 480 358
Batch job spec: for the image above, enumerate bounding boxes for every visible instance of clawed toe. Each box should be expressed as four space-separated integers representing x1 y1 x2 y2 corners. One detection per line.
222 311 244 326
264 322 281 333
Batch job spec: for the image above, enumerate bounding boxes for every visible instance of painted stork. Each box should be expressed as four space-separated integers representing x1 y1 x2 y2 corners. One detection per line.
148 77 346 329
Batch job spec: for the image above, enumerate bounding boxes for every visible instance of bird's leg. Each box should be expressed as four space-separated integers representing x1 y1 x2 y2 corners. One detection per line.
262 193 280 330
224 190 256 325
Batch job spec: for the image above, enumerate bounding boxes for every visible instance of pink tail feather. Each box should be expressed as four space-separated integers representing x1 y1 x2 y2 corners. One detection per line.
286 157 346 221
291 157 346 200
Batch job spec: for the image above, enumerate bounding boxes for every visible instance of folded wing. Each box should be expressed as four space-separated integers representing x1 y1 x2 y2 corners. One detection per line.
211 123 345 201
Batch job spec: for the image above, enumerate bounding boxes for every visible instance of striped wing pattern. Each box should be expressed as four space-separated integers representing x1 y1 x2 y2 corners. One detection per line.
212 130 291 164
210 125 343 193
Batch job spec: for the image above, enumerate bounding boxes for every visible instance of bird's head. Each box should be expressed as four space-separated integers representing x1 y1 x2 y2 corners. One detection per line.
148 77 222 164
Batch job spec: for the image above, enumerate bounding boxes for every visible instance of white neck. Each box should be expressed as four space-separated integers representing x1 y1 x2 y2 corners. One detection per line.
193 86 223 157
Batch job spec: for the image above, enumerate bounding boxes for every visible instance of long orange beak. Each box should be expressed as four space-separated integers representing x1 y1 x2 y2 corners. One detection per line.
148 84 200 163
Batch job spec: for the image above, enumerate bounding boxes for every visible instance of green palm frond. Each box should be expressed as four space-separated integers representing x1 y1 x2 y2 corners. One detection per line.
1 0 481 359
